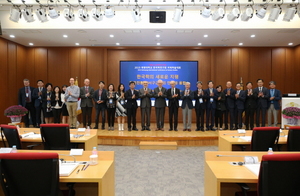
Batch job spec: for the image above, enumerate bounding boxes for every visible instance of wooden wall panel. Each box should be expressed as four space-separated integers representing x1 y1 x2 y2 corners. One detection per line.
86 48 105 90
8 43 17 107
69 48 81 85
197 49 211 86
284 48 295 93
271 48 286 92
293 46 300 92
0 39 9 123
212 48 232 87
34 48 48 84
237 48 250 87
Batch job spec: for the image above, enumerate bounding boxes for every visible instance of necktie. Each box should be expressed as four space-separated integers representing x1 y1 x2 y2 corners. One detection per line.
26 87 30 102
145 88 147 92
259 87 262 92
173 88 175 95
99 90 102 97
86 86 88 93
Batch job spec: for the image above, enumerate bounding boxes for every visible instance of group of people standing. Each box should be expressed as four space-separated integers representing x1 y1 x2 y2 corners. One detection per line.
18 78 282 132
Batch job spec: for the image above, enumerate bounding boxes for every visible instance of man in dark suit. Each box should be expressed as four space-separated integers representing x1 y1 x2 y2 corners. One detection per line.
205 81 218 131
253 79 270 127
32 80 46 127
93 81 107 130
167 81 181 131
139 81 152 131
18 79 36 128
153 80 167 131
267 81 282 127
244 82 257 130
181 82 194 131
223 81 236 130
125 81 139 131
193 81 206 131
234 83 246 129
80 78 94 128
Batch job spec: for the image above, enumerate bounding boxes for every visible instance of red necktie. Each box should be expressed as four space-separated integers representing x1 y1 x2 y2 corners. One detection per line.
26 87 30 102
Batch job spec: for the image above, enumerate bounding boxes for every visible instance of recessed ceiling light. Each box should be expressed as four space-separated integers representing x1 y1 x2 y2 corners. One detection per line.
197 43 202 45
109 35 114 38
29 43 34 46
288 43 293 45
10 35 15 38
204 35 208 38
239 43 243 45
157 43 161 46
156 35 160 38
75 43 80 46
63 35 68 38
116 43 120 45
250 35 255 38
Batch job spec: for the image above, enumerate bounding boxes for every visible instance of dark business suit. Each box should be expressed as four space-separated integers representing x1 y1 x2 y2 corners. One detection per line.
223 88 236 130
32 87 46 126
153 87 167 129
50 92 63 123
167 88 181 130
244 89 257 130
253 86 270 127
205 88 218 130
80 86 94 127
181 89 194 130
125 89 139 130
234 90 246 129
215 91 226 129
267 89 282 126
93 89 108 129
139 88 152 130
194 89 206 131
18 86 36 127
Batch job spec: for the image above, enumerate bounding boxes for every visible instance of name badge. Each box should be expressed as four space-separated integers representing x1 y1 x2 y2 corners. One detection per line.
121 100 124 105
99 97 101 101
109 99 113 104
210 98 213 103
26 93 29 97
199 98 203 103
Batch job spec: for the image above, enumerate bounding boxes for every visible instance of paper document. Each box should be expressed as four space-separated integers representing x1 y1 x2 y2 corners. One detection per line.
0 148 12 153
21 132 41 139
59 163 79 176
245 163 260 176
77 128 86 132
70 149 84 155
239 136 252 141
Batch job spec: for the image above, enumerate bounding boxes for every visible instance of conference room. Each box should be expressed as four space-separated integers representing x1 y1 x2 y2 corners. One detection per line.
0 0 300 195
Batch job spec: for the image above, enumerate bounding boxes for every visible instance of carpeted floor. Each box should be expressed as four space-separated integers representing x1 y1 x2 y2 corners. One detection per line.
99 145 218 196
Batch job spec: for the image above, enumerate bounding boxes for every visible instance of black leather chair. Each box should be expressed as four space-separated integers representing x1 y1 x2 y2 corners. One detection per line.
40 124 71 150
250 127 280 151
287 126 300 151
236 153 300 196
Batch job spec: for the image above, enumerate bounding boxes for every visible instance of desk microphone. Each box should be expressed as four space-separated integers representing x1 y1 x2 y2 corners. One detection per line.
58 154 76 163
216 155 259 164
223 133 245 136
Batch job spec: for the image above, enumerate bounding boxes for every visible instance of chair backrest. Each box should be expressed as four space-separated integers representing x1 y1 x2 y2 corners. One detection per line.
0 125 22 149
251 127 279 151
258 153 300 196
0 152 59 196
287 126 300 151
40 124 71 150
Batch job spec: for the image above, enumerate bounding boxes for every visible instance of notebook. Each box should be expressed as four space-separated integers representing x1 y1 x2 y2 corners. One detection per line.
59 163 79 176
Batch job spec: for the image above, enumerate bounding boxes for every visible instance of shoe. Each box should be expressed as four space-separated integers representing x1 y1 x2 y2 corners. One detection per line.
128 128 132 131
155 128 159 131
133 128 138 131
174 129 178 131
108 127 111 130
111 127 114 131
201 128 205 132
211 128 217 131
188 129 191 132
169 129 173 131
183 129 187 131
93 126 98 129
195 129 199 131
141 127 145 131
102 127 105 130
147 127 151 131
161 128 164 131
121 124 125 131
206 128 210 131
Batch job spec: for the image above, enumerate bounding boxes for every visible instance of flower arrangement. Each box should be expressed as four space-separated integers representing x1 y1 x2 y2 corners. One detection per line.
282 107 300 119
4 105 28 117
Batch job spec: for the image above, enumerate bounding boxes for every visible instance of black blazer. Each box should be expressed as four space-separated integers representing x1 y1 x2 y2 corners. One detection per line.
205 88 218 109
50 92 63 107
18 86 35 107
216 91 226 111
125 89 139 109
93 89 108 109
167 88 181 108
32 87 47 107
193 89 206 110
181 89 194 109
244 89 257 109
42 91 53 109
253 87 270 108
235 90 246 110
223 88 236 110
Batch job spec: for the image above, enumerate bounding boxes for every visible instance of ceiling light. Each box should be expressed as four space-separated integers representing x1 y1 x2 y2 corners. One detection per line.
48 7 60 19
91 7 103 21
250 34 255 37
29 43 34 46
239 43 243 45
78 7 90 21
109 35 114 37
173 7 183 22
256 7 267 19
156 35 160 37
288 43 293 45
204 35 208 37
63 35 68 38
10 35 15 38
201 7 211 18
227 7 240 21
75 43 80 46
35 7 48 22
63 7 75 21
116 43 120 45
197 43 202 45
241 6 253 21
212 7 225 21
268 5 281 22
9 7 21 22
283 7 297 22
105 6 115 18
157 43 161 45
132 7 142 22
22 7 35 22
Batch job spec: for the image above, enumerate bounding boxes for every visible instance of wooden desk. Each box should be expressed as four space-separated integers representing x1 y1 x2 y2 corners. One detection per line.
16 128 98 150
218 130 288 151
0 150 115 196
204 151 296 196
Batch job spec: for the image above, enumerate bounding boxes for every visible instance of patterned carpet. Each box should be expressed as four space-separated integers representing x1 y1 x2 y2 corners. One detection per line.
99 145 218 196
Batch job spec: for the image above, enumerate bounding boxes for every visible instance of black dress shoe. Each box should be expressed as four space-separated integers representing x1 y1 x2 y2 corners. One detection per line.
102 127 105 130
169 129 173 131
201 128 205 132
128 128 132 131
132 128 138 131
211 128 217 131
174 129 178 131
183 129 187 131
93 126 98 129
195 129 199 131
188 129 191 132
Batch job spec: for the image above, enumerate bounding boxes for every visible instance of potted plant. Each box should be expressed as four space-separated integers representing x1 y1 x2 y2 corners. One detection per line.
282 106 300 125
4 105 28 124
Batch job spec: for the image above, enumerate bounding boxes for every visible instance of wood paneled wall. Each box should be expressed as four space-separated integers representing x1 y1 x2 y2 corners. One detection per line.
0 37 299 124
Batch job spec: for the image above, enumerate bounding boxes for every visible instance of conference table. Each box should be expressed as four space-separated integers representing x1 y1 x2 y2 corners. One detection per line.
0 150 115 196
204 151 297 196
1 128 98 151
218 130 289 151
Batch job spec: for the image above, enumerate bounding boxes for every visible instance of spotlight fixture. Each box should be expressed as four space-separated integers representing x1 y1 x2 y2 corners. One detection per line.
256 6 267 19
48 7 60 19
104 6 115 18
22 7 35 22
78 8 89 21
63 6 75 21
241 5 253 21
173 7 183 22
91 7 103 21
283 7 297 22
35 7 48 22
212 7 225 21
201 7 211 18
227 6 240 21
132 6 142 22
9 6 21 22
268 5 281 22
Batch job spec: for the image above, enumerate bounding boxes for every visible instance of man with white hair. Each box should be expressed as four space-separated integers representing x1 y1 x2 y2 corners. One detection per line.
153 80 167 131
181 82 194 131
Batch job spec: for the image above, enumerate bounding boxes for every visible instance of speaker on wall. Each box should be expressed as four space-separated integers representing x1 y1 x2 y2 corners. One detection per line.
149 11 166 23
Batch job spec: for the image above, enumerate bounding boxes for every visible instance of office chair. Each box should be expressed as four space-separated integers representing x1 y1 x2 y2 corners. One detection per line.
250 127 280 151
40 124 71 150
235 153 300 196
287 126 300 151
0 124 39 149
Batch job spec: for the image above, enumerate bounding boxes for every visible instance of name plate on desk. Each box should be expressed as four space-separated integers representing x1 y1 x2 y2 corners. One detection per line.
237 129 246 134
288 93 297 97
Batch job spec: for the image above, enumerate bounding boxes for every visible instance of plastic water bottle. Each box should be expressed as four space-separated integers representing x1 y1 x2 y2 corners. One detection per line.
268 147 273 155
11 145 17 153
85 126 91 136
92 147 98 155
